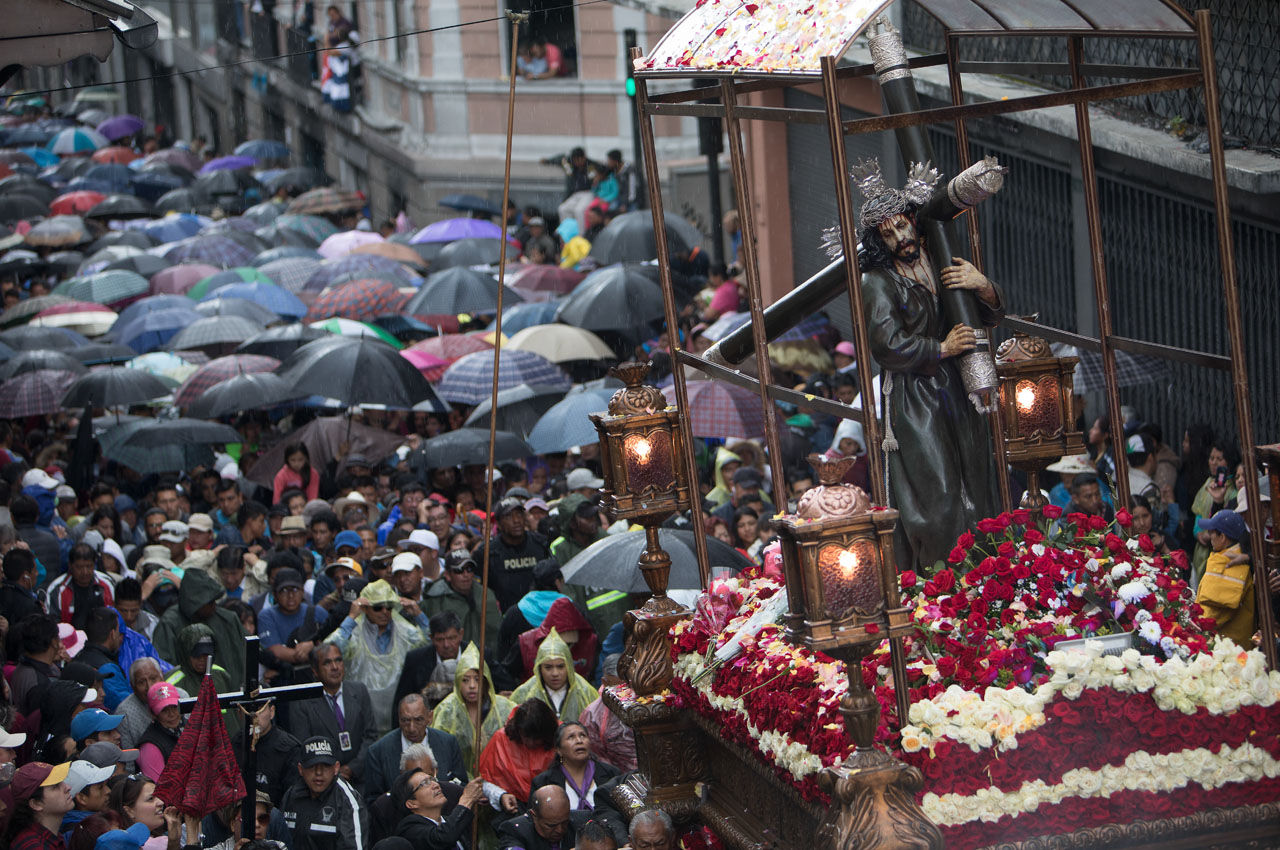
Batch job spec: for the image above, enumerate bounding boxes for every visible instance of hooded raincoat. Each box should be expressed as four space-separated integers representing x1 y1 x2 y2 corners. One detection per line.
704 447 742 509
511 627 598 721
516 598 597 682
166 622 240 738
153 569 248 688
432 642 516 777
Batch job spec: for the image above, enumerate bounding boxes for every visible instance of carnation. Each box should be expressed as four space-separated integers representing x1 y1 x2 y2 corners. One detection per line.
1117 581 1152 604
1138 620 1163 644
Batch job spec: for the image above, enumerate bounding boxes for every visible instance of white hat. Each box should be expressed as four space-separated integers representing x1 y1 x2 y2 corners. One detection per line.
66 759 114 797
391 552 422 573
187 513 214 532
0 725 27 748
566 467 604 490
100 539 126 570
398 529 438 551
59 623 87 658
1045 455 1097 475
21 468 58 490
55 484 77 502
158 520 188 543
1235 475 1272 515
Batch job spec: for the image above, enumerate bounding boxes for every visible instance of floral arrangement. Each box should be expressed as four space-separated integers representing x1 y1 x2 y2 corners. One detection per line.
669 510 1280 848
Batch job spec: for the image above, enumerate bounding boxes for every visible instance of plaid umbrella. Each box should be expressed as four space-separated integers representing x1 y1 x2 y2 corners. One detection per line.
143 213 208 243
286 187 363 215
141 148 203 172
47 127 108 154
187 266 273 300
54 270 149 306
126 351 200 384
163 235 255 268
661 379 765 440
309 317 402 348
149 263 219 296
113 306 203 352
1073 348 1172 393
206 281 305 319
257 257 321 292
407 333 493 362
96 114 144 141
252 245 321 266
0 349 88 380
25 216 89 248
0 325 88 351
167 316 266 354
49 191 106 215
304 254 418 291
305 279 405 323
436 349 571 405
317 230 384 259
272 214 338 244
0 368 79 417
174 353 280 406
90 145 138 165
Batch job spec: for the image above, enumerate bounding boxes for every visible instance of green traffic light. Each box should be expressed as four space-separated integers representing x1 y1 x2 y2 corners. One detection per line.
626 78 636 97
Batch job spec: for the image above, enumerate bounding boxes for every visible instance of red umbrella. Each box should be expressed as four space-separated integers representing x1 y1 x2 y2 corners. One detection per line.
510 264 583 298
92 146 139 165
150 263 219 296
305 279 405 323
154 676 245 817
407 333 493 361
407 314 460 334
174 354 280 406
50 191 107 216
400 348 451 382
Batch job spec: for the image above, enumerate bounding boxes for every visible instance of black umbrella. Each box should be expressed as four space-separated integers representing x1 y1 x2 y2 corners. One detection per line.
137 161 196 182
0 325 88 351
88 230 158 252
118 417 242 448
264 167 328 195
275 336 449 411
73 342 137 365
103 254 172 278
86 195 155 220
462 383 567 437
554 264 666 334
41 158 93 184
61 368 172 408
46 251 85 279
195 170 259 197
587 211 699 265
185 372 301 418
417 428 531 467
155 187 211 214
432 238 506 270
0 194 49 223
439 193 501 217
237 324 328 359
0 254 47 280
0 176 56 204
562 529 752 592
193 297 279 325
0 349 89 380
99 419 216 475
403 268 515 315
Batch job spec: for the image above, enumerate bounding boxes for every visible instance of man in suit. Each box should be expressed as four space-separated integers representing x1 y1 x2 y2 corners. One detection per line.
498 786 589 850
288 643 379 789
364 694 465 800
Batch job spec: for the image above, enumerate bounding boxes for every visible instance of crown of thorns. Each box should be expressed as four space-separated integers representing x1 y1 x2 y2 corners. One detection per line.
852 158 940 231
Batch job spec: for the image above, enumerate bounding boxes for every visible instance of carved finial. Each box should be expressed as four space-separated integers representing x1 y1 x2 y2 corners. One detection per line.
607 361 667 416
795 453 871 519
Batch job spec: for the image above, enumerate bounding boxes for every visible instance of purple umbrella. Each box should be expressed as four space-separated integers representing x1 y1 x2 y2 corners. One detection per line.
96 115 145 142
410 218 505 244
199 156 257 174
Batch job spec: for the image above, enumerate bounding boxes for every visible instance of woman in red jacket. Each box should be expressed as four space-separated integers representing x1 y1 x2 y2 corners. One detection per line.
272 442 320 504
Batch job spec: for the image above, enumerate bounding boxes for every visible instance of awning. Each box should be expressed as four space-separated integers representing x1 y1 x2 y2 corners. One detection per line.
1 0 156 85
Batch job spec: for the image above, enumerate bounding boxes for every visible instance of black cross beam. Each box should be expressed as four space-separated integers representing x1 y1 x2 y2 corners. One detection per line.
178 635 323 833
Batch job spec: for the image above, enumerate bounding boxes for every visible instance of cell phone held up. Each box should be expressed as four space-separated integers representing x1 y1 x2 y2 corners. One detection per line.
1215 466 1230 489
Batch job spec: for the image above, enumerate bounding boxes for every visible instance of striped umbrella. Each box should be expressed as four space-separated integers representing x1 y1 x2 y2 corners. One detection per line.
271 214 338 244
167 316 266 354
257 257 322 292
305 279 405 323
435 349 571 405
126 351 201 384
286 187 363 215
0 369 80 417
406 333 493 362
25 216 89 248
150 262 219 296
0 295 75 328
113 306 203 353
31 302 117 336
304 254 418 291
47 127 108 154
205 281 305 319
53 270 150 306
49 191 106 216
309 317 403 349
163 235 256 268
174 354 280 406
187 266 273 300
661 379 765 440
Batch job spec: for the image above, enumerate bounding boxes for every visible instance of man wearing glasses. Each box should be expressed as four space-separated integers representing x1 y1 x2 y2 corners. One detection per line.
363 694 465 800
422 549 502 656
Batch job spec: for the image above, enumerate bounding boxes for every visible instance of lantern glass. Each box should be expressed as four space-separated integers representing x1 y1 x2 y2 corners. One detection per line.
1005 374 1061 438
817 538 881 620
623 430 675 494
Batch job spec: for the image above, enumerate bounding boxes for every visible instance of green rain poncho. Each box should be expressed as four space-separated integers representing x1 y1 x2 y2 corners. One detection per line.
431 642 516 778
165 622 239 737
510 627 598 721
704 446 742 509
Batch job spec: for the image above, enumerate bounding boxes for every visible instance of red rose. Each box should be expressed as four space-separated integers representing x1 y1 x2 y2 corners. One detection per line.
1138 533 1154 553
958 530 975 549
947 546 967 564
1011 509 1031 526
1087 514 1108 531
1116 509 1133 527
900 570 918 590
1042 504 1063 519
1104 533 1125 553
1012 564 1031 581
976 517 1005 535
1024 528 1044 544
932 569 956 593
997 541 1015 557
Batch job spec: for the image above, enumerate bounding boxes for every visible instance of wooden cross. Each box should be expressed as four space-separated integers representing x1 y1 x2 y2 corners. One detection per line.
178 635 323 833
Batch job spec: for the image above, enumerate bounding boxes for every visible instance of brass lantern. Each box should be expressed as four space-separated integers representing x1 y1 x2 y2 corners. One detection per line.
590 361 692 695
995 332 1083 511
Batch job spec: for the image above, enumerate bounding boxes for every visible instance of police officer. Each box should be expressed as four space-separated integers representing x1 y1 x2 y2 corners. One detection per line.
282 736 368 850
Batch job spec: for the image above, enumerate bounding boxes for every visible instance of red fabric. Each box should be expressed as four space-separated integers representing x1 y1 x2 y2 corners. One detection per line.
517 597 598 680
273 464 320 504
55 578 114 624
708 280 739 316
478 727 554 801
154 674 246 817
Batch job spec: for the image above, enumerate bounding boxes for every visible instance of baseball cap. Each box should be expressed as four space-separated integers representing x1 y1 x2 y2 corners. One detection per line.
56 484 77 503
60 623 87 658
324 556 363 577
80 741 140 769
114 494 138 514
525 498 550 513
443 549 476 573
147 681 181 714
95 823 152 850
21 468 58 490
0 725 27 748
273 567 305 591
158 520 188 542
532 558 563 587
494 497 525 518
834 341 856 357
369 546 396 566
528 216 546 226
575 500 601 519
67 759 115 796
300 736 340 767
344 453 371 468
391 552 422 573
63 660 105 688
279 515 307 534
565 468 604 490
399 529 439 551
505 487 532 501
71 708 124 743
11 761 71 802
334 530 363 552
187 513 214 532
732 466 763 486
1201 509 1248 541
1126 433 1152 456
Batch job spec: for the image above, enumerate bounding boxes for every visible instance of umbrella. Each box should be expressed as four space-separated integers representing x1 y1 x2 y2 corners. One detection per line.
305 279 405 323
64 177 118 195
0 151 35 169
154 674 246 817
163 235 256 267
526 388 616 453
90 229 156 252
507 324 615 363
350 241 426 269
103 254 171 278
167 316 266 353
0 194 47 223
85 194 154 220
404 268 512 315
462 383 568 437
83 163 136 190
407 333 492 362
174 353 281 406
141 148 203 172
432 238 506 270
439 193 500 217
234 139 291 160
563 530 751 592
193 297 279 325
257 257 322 292
418 428 531 467
49 190 106 215
98 418 214 473
253 245 321 266
114 295 198 329
0 294 74 327
317 230 384 259
19 148 60 168
374 315 436 341
187 266 273 300
90 146 139 165
588 210 702 265
410 218 505 244
24 215 88 248
143 213 207 242
262 167 327 195
308 317 403 348
150 263 220 296
273 214 338 245
61 367 171 408
1071 348 1172 392
275 336 447 410
304 254 417 291
509 264 583 298
435 349 571 405
113 306 203 352
0 349 88 380
661 379 765 439
126 351 200 384
2 126 53 146
400 348 451 382
241 201 283 226
701 311 750 342
193 169 260 198
47 127 108 154
185 372 300 418
203 281 304 319
0 324 88 351
199 155 257 174
129 170 189 203
119 417 242 448
31 302 117 336
0 175 56 202
245 417 405 487
73 342 136 365
96 114 144 141
154 187 211 214
0 369 80 417
54 269 150 306
286 187 364 215
78 245 144 275
237 324 328 359
554 264 665 334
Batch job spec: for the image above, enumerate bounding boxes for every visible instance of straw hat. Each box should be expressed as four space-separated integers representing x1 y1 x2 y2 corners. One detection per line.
1045 455 1097 475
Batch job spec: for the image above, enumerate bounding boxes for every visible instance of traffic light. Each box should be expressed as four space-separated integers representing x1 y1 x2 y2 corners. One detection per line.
624 29 638 101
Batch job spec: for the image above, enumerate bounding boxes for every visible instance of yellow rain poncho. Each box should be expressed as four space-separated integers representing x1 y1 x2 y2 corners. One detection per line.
510 627 598 721
431 642 516 778
324 579 427 733
704 446 742 509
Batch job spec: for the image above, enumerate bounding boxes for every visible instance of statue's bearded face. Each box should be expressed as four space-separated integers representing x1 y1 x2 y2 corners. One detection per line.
876 214 920 262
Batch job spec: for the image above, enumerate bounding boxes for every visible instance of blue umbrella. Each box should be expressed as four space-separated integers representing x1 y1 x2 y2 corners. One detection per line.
484 299 564 336
204 281 305 319
252 246 321 266
439 193 501 217
47 127 108 154
18 147 58 168
303 254 418 291
129 170 187 203
234 140 290 160
526 388 616 454
435 349 571 406
64 177 117 195
373 314 434 338
113 307 203 352
113 295 197 333
83 164 136 192
143 214 207 243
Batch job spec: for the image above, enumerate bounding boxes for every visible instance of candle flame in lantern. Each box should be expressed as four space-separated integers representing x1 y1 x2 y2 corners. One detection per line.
837 549 858 579
631 437 652 463
1016 384 1037 413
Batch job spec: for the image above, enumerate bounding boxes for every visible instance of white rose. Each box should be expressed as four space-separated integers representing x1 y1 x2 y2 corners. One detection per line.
1061 680 1085 700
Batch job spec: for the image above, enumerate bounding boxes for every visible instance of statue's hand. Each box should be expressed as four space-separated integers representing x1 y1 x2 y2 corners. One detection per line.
940 324 978 359
941 257 998 307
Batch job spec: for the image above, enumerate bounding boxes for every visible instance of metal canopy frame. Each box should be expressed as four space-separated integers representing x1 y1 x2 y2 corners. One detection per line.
631 1 1277 669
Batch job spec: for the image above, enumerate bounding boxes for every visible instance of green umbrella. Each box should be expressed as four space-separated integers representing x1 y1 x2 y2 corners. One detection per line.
309 317 402 349
274 214 338 244
53 270 149 306
186 267 273 300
